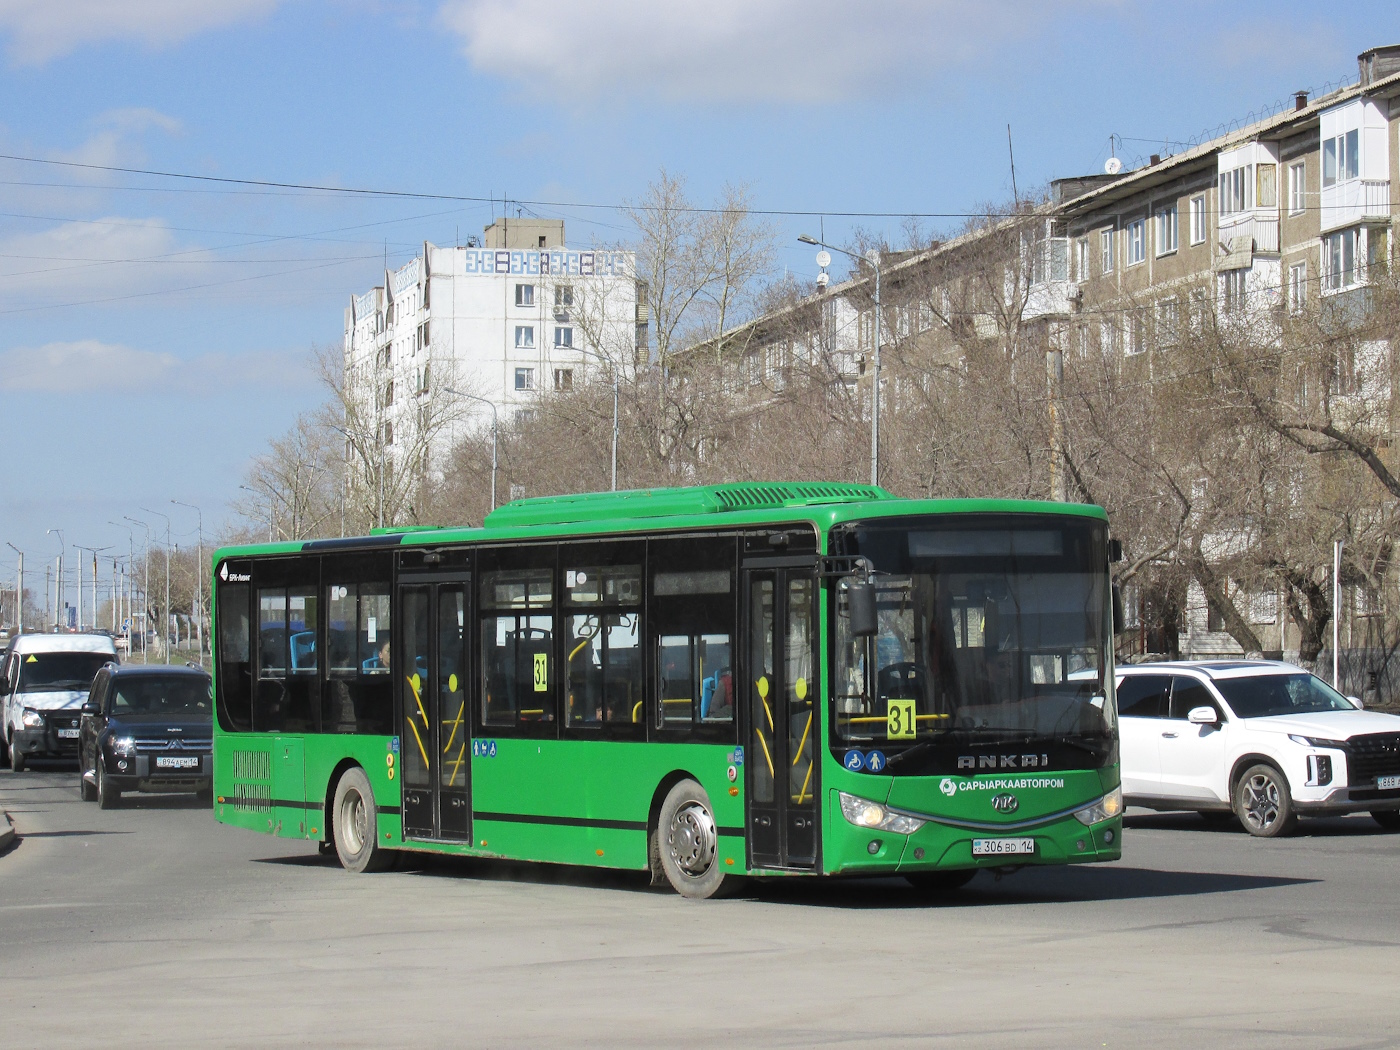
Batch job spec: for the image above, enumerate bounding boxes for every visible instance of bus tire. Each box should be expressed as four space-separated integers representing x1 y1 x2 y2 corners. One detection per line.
905 869 976 895
332 767 395 874
656 779 730 900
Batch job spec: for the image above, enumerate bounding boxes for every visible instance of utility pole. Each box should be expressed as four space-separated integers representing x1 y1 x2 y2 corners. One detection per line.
47 528 64 629
1047 340 1065 501
5 543 22 635
125 517 150 660
141 508 173 664
444 389 500 508
75 546 110 634
172 501 205 662
1333 539 1343 689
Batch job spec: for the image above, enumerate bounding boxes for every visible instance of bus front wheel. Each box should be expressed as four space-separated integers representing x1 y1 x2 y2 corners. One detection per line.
656 779 732 900
332 767 396 873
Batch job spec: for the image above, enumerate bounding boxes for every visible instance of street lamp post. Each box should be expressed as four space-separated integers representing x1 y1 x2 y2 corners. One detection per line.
240 485 273 542
75 545 110 634
799 235 882 488
172 500 205 663
46 528 65 629
108 522 135 653
573 347 619 491
142 507 173 664
444 388 499 510
124 517 151 660
5 543 23 635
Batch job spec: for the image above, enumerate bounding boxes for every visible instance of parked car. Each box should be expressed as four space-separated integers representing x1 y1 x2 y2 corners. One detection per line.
1 632 118 771
1117 660 1400 837
77 664 212 808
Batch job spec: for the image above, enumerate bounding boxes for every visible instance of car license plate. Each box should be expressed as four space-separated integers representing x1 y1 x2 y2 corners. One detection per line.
972 837 1036 857
57 728 79 739
1378 775 1400 791
156 756 199 770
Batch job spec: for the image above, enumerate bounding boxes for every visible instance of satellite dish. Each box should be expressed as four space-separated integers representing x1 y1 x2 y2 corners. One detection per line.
816 272 830 289
1104 157 1123 176
815 250 831 268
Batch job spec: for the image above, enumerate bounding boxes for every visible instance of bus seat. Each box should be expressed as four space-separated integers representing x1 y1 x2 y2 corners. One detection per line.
289 630 316 671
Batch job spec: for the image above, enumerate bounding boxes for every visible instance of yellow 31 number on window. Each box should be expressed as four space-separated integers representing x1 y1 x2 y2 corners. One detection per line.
887 699 916 740
533 652 549 692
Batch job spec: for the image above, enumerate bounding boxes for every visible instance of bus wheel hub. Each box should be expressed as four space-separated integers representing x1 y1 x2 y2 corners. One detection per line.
669 802 716 876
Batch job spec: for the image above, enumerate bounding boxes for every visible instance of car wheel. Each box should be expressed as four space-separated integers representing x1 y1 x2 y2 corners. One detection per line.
9 740 25 773
655 779 736 899
0 732 8 765
332 767 395 873
905 869 977 896
97 763 120 810
1371 810 1400 831
1233 764 1296 838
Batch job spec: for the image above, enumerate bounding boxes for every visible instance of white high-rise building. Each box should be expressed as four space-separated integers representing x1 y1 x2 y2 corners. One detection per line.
343 218 645 475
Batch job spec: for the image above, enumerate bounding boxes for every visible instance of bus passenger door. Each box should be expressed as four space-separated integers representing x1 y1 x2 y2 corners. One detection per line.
398 576 472 842
744 566 819 870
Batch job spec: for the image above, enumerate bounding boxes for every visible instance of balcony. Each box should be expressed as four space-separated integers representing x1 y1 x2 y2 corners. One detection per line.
1322 178 1394 232
1218 212 1279 254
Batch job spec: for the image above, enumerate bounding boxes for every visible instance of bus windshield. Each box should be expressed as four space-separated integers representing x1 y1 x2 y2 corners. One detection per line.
832 515 1115 775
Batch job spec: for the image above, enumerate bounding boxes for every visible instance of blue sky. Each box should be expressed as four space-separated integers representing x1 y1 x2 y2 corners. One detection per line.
0 0 1392 611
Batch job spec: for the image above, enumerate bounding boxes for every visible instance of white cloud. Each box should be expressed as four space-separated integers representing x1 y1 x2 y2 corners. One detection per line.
0 0 282 65
0 217 195 303
438 0 1114 104
0 339 303 393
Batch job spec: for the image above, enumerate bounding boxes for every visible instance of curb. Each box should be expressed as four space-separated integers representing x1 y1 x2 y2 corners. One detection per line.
0 810 15 854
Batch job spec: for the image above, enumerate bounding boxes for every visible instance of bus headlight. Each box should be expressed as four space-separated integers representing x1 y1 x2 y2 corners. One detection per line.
109 735 136 757
1073 786 1123 826
839 792 926 835
21 708 44 728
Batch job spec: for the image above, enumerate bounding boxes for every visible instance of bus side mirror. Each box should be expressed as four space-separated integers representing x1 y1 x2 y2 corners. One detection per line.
847 580 878 637
1112 583 1125 635
1108 538 1123 563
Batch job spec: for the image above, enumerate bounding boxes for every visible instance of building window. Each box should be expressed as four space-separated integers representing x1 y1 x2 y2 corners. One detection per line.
1256 163 1277 209
1155 204 1178 256
1075 237 1088 281
554 285 574 309
1157 299 1180 346
514 367 535 391
1100 228 1114 274
1322 129 1359 187
1288 262 1307 313
1126 219 1145 266
383 380 394 407
1126 311 1146 355
514 325 535 349
1323 228 1359 292
1188 287 1208 332
553 368 573 391
1219 165 1250 216
1368 226 1389 275
382 421 393 446
1222 268 1248 313
1189 195 1206 245
1288 161 1306 215
554 326 573 348
515 283 535 307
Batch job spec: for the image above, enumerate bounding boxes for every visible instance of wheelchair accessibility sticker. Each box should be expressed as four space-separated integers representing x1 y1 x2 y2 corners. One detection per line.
472 739 498 758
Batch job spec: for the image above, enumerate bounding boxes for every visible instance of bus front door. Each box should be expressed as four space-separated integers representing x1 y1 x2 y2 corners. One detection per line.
744 566 818 870
398 577 472 842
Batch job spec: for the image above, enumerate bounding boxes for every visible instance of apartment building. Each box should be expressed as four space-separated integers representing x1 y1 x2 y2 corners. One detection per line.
343 218 645 474
695 45 1400 665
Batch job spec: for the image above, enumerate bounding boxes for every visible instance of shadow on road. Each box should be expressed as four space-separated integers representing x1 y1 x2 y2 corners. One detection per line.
1126 810 1398 838
18 828 134 837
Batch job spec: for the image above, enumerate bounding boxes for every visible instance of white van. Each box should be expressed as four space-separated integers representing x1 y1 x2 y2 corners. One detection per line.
1 633 118 772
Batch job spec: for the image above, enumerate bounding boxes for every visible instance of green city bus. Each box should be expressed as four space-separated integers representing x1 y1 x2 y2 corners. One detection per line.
211 482 1122 898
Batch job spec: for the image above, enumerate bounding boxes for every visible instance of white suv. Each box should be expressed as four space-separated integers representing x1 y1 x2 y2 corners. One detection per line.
1117 660 1400 837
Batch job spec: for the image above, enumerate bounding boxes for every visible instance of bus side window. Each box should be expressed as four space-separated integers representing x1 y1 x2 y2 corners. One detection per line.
255 588 288 733
323 581 393 735
282 587 317 732
216 581 251 731
650 536 736 735
481 567 554 729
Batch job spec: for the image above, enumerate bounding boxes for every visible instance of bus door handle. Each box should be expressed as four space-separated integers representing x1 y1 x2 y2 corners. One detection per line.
1161 731 1178 738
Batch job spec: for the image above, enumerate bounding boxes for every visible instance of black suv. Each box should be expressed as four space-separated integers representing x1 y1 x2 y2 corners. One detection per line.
78 665 213 808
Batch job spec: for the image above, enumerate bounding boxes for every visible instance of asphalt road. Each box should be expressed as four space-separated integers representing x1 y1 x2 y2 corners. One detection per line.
3 763 1399 1049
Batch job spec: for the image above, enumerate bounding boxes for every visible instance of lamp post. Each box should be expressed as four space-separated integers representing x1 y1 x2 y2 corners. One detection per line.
5 542 23 635
444 388 499 509
108 521 135 653
141 507 173 664
124 516 151 660
799 234 883 488
573 347 619 491
75 545 110 634
46 528 65 629
172 500 205 663
240 484 273 542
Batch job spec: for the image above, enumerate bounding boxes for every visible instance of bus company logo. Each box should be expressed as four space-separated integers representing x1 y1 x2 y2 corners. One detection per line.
991 793 1019 813
218 563 250 583
957 753 1050 771
939 778 958 797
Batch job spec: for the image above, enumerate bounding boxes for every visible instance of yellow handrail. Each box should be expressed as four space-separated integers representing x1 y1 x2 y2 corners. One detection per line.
405 675 431 768
632 700 643 723
755 729 775 778
442 700 465 753
793 712 812 767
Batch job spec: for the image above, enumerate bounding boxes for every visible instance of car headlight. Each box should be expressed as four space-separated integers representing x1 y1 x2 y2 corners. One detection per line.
21 708 44 728
1289 734 1346 749
838 791 927 834
1074 786 1123 826
108 735 136 757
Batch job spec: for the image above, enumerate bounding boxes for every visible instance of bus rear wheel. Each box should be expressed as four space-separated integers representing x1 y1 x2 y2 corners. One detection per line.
332 767 396 873
656 779 731 900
